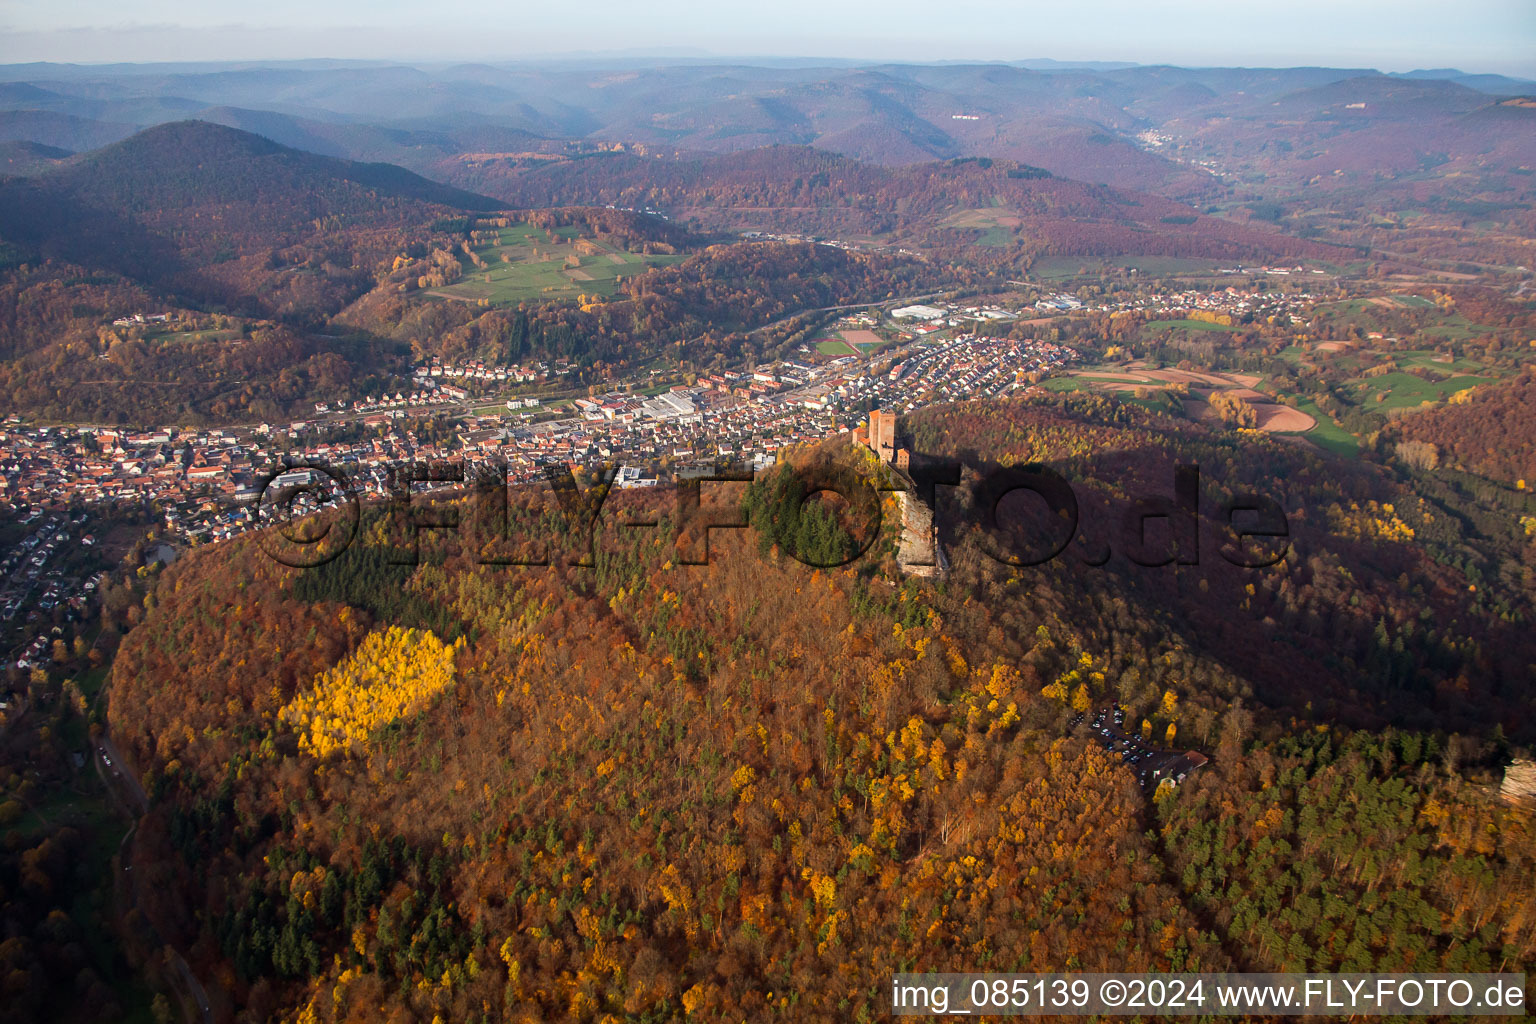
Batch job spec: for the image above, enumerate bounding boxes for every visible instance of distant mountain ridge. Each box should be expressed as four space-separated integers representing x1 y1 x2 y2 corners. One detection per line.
0 108 138 152
0 139 70 175
439 141 1343 263
0 117 1345 325
0 60 1526 197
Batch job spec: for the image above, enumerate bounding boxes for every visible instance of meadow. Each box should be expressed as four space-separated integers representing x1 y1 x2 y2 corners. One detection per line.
1143 317 1241 333
1314 296 1492 341
1346 371 1494 410
1029 255 1229 281
145 328 241 345
431 222 684 304
1295 398 1360 456
1395 349 1487 373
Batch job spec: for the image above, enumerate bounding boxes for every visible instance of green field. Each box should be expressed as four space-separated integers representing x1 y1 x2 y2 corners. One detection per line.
1316 298 1379 316
432 223 685 305
1347 371 1493 410
1042 376 1091 392
1029 257 1099 281
975 226 1014 247
148 328 241 345
818 329 890 356
1116 256 1227 276
1395 349 1486 373
1143 318 1241 333
1416 312 1491 342
1120 393 1185 417
1296 399 1360 457
1314 298 1492 341
1028 255 1228 281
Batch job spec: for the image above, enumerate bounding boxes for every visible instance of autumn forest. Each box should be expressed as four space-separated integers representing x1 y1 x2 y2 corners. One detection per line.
1 49 1535 1024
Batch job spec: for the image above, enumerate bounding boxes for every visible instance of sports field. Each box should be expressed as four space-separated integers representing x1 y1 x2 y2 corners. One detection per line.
816 329 888 356
841 329 887 352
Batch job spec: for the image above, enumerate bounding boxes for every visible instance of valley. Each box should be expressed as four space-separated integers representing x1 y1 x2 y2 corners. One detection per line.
0 50 1533 1024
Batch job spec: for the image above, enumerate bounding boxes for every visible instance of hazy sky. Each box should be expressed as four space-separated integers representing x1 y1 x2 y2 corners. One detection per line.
4 0 1535 76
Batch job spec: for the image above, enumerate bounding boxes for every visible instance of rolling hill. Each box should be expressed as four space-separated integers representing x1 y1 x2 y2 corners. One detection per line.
1166 75 1536 194
8 118 499 221
0 120 501 313
0 139 69 175
98 397 1536 1022
2 59 1525 201
0 108 138 151
0 121 520 424
441 143 1344 263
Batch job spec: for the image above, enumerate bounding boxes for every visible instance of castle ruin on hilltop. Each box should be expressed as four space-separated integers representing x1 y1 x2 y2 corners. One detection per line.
853 410 944 578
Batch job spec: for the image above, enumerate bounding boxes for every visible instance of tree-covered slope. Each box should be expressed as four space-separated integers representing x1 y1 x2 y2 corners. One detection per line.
102 397 1536 1023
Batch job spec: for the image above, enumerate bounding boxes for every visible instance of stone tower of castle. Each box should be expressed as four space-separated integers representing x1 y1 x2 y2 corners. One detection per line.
868 409 897 464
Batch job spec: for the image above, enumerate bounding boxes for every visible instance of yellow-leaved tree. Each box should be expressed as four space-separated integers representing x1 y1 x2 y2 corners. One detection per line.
279 627 461 759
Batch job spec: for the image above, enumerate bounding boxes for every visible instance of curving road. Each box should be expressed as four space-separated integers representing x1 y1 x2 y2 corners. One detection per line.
95 738 213 1024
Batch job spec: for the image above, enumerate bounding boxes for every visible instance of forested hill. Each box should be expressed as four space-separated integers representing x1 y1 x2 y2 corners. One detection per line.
1391 369 1536 487
101 397 1535 1022
445 144 1346 262
6 119 500 222
0 121 501 310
